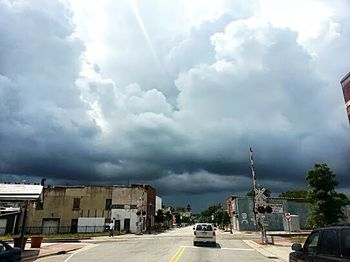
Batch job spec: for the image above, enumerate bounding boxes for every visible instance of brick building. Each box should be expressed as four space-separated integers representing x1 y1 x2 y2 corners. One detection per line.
341 71 350 123
14 184 157 234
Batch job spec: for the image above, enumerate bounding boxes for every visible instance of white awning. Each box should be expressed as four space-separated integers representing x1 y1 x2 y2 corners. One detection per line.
0 184 43 201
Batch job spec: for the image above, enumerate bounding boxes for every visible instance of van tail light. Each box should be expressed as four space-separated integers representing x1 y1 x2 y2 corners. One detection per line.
213 231 215 236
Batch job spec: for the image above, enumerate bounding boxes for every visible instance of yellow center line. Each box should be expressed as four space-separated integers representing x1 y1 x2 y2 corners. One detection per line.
174 246 185 262
169 246 186 262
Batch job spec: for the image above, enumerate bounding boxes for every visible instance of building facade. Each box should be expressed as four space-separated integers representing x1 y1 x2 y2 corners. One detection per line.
341 71 350 123
111 184 154 234
25 184 156 234
26 186 113 234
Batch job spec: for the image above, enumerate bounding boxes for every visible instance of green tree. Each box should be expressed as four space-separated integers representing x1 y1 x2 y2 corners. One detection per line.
279 190 308 198
306 163 349 228
200 204 222 222
155 209 164 223
246 187 271 197
175 213 181 224
175 206 186 212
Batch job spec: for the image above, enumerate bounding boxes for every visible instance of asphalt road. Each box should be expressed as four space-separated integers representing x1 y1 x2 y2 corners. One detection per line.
36 227 278 262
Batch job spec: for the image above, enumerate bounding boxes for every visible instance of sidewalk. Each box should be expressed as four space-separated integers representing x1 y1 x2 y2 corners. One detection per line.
223 230 297 262
19 242 85 261
243 239 291 262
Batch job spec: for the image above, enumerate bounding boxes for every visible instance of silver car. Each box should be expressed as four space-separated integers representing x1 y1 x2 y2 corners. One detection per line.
193 223 216 247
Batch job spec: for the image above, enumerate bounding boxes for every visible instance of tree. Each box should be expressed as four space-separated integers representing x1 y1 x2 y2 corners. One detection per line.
306 163 349 228
246 187 271 197
155 209 164 224
175 206 186 212
279 190 308 198
175 213 181 224
200 204 222 222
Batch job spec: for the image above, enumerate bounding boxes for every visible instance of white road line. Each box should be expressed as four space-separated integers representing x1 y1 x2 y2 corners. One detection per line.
64 253 75 262
64 243 100 262
182 246 254 251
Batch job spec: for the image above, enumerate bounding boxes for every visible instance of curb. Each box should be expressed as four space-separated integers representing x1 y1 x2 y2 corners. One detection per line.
243 240 285 261
22 245 83 261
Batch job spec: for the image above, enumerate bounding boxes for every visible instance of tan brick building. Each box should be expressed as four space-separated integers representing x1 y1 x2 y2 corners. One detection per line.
25 184 156 234
27 186 113 234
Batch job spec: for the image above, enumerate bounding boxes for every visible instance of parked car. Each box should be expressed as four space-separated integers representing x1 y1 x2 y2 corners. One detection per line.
289 224 350 261
0 240 21 262
193 223 216 247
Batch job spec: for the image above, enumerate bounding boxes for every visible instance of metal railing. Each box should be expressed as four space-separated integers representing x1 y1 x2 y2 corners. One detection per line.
10 226 108 235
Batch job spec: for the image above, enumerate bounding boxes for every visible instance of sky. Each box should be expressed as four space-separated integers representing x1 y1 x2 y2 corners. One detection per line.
0 0 350 211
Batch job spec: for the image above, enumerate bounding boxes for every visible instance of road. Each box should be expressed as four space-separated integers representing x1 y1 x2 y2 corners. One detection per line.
36 226 280 262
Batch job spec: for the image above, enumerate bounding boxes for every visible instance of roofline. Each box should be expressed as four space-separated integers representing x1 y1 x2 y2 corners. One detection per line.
341 71 350 84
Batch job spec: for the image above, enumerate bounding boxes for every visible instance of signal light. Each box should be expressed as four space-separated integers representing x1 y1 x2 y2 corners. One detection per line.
257 206 265 213
265 206 272 213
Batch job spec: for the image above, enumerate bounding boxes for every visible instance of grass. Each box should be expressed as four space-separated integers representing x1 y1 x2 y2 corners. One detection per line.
285 236 307 244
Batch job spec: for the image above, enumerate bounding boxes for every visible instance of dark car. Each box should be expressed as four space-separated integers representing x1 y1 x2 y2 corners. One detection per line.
289 224 350 262
0 240 21 262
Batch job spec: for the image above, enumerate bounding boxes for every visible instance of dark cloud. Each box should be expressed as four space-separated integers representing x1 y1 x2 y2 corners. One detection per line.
0 0 350 211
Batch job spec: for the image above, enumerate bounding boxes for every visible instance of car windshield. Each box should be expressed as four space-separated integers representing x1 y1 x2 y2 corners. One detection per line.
196 224 213 231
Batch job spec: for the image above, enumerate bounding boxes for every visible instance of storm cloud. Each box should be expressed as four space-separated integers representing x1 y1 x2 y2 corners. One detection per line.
0 0 349 210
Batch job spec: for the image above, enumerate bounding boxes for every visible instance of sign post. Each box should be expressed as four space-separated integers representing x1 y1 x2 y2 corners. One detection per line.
284 212 291 234
255 187 268 244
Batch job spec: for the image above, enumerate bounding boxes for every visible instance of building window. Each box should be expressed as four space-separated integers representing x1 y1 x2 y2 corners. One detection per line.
35 200 43 210
73 198 80 209
105 199 112 210
111 204 124 209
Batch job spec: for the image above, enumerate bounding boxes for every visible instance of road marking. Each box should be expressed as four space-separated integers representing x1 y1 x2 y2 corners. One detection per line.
182 245 254 251
169 246 186 262
64 253 75 262
175 246 185 262
64 243 100 262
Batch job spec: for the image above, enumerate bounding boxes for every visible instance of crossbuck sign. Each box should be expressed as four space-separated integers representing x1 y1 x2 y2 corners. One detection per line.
254 187 267 208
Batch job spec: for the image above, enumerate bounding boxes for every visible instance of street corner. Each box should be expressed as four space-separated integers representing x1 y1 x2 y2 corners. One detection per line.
21 242 86 261
242 240 288 262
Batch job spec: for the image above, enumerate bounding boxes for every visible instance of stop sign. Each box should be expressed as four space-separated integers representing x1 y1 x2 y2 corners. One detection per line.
284 212 291 221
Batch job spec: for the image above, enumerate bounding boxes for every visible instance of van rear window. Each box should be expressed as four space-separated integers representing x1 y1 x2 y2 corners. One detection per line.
196 224 213 231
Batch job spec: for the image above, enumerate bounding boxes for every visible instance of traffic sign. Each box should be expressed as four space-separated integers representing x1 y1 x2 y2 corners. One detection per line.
284 212 291 221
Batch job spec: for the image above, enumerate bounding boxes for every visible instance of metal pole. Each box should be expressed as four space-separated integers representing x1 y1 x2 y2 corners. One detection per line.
20 201 28 250
249 147 257 228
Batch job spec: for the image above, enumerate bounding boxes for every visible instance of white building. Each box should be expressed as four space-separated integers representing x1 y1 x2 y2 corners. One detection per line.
155 196 162 214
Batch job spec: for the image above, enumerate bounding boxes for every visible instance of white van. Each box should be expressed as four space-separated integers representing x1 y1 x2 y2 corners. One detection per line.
193 223 216 247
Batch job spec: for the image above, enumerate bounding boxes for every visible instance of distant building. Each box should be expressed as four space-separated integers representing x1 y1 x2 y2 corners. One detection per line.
341 71 350 123
112 184 156 233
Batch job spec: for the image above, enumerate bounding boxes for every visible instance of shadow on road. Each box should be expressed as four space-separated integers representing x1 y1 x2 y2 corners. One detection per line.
195 243 221 249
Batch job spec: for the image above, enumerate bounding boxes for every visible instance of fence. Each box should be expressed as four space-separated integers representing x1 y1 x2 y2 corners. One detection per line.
5 226 109 235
